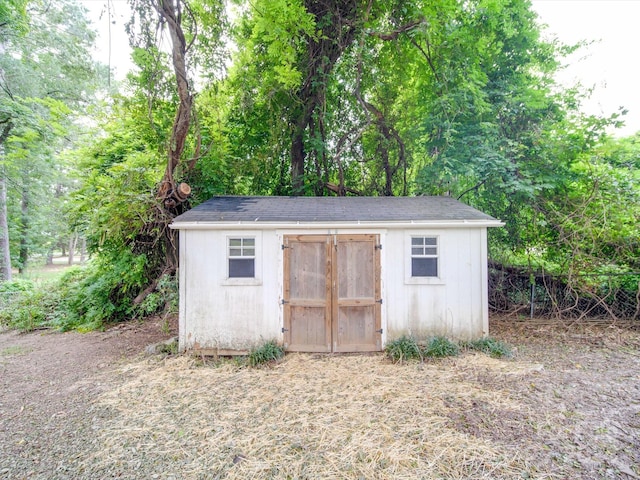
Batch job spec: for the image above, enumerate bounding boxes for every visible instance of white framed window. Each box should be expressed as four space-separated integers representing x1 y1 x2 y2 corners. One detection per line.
228 237 255 278
411 236 438 277
405 234 444 285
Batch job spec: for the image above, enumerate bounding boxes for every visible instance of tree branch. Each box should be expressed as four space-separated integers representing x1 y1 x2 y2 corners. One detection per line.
367 18 426 41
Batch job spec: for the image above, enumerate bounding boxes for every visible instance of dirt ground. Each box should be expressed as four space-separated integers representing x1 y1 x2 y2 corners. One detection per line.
0 317 638 479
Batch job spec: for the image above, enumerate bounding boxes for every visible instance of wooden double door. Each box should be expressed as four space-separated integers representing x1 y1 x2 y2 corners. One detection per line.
283 234 382 352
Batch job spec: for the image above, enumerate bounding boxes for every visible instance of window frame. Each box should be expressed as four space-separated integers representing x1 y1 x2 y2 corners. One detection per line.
405 234 444 285
222 233 262 286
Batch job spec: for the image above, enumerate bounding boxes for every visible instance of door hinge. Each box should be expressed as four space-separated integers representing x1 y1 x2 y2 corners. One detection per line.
281 327 289 333
281 299 289 305
376 328 383 334
281 244 290 250
375 244 382 250
376 298 383 304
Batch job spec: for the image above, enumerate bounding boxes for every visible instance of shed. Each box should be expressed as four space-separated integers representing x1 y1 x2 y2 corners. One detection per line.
170 196 503 354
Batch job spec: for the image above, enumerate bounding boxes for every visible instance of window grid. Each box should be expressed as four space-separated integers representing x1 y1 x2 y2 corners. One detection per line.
228 237 256 278
228 237 255 258
411 236 438 278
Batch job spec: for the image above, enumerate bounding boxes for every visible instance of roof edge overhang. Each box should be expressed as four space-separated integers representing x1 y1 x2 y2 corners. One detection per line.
170 220 505 230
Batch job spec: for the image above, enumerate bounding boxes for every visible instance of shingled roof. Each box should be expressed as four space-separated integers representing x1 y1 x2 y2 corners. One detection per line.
171 196 502 226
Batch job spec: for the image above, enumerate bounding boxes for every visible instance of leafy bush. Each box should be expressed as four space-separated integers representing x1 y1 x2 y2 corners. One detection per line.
51 252 148 331
248 340 285 367
423 336 460 358
385 335 422 363
135 273 179 317
0 291 47 332
0 280 46 331
0 249 154 332
465 337 512 358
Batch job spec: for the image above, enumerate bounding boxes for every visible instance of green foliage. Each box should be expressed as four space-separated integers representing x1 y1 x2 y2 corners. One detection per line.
464 337 512 358
55 253 148 331
384 335 422 363
0 278 35 293
0 0 101 278
248 340 285 367
0 281 46 332
423 336 460 358
136 274 179 317
2 0 635 335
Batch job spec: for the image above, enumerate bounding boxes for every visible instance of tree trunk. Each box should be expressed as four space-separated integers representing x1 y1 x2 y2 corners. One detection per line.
291 125 306 195
18 183 29 274
0 124 13 282
0 173 11 282
289 0 358 194
155 0 193 212
68 233 77 266
80 236 86 263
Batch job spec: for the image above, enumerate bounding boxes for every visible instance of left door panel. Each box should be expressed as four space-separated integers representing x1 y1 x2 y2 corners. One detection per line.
283 235 332 352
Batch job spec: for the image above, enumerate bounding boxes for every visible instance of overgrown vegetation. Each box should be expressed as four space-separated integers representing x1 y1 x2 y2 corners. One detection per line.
384 335 423 363
1 0 638 330
385 335 510 363
0 262 179 332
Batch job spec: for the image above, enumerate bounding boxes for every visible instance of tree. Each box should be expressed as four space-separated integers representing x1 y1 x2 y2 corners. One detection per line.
61 0 228 308
0 0 99 279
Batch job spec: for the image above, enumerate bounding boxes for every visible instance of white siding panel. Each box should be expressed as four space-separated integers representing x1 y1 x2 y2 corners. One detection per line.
383 228 486 341
180 230 281 351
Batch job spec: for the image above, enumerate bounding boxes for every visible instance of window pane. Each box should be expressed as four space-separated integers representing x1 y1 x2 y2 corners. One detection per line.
243 247 255 256
424 237 437 246
229 238 241 247
412 247 424 255
229 248 242 256
412 257 437 277
411 237 424 246
424 247 437 255
229 258 255 278
243 238 255 247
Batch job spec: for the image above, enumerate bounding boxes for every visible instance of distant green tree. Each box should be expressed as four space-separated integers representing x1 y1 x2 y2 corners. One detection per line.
0 0 99 279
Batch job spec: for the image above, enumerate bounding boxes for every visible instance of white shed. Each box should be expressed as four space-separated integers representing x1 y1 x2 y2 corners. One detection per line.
170 196 503 354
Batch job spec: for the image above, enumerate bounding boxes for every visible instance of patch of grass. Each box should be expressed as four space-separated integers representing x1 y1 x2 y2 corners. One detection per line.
465 337 512 358
248 340 285 367
385 335 422 363
424 336 460 358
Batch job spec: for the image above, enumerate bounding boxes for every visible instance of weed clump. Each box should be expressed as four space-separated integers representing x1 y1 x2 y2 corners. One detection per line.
385 335 460 362
248 340 285 367
384 335 422 363
424 336 459 357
